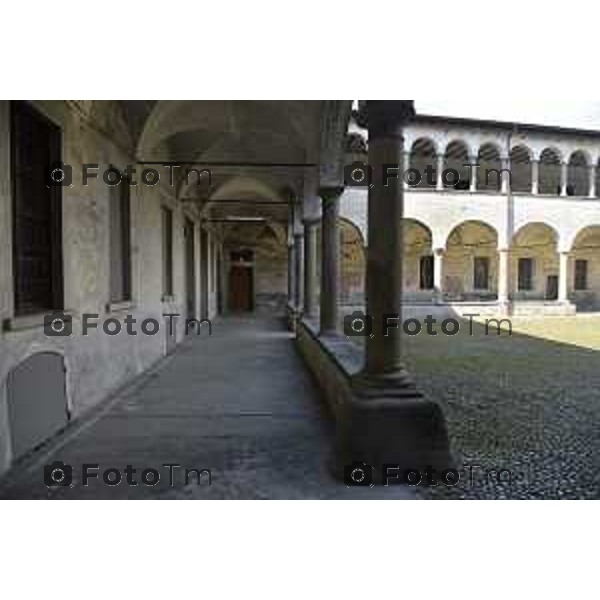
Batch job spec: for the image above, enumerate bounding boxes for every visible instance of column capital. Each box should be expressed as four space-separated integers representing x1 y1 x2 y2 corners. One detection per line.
318 185 345 201
433 247 445 256
359 100 415 139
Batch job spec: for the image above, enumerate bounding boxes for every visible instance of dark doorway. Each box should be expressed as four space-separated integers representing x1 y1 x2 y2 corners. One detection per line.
7 352 68 460
473 256 490 290
229 265 253 311
184 218 196 320
419 255 434 290
546 275 559 300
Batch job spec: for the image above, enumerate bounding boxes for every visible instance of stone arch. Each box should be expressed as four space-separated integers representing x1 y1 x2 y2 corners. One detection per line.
409 138 437 188
477 142 502 192
6 351 69 460
444 140 470 189
567 150 589 196
444 220 499 299
538 147 563 195
510 145 532 193
569 225 600 309
402 219 434 298
511 222 559 300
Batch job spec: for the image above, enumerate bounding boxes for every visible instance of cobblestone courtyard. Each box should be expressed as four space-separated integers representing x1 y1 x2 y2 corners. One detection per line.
393 314 600 498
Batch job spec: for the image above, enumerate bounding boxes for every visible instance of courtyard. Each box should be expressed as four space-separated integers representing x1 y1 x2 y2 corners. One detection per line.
384 313 600 498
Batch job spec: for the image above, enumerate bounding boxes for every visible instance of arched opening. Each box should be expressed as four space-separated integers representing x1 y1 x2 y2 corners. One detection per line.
222 221 287 313
339 218 366 304
444 221 498 300
402 219 433 300
443 140 470 190
477 143 502 192
409 138 437 188
511 223 559 300
538 148 562 195
6 352 69 460
510 145 532 193
570 225 600 310
567 151 589 196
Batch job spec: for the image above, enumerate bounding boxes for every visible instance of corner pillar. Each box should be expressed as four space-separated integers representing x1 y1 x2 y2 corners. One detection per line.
497 248 511 313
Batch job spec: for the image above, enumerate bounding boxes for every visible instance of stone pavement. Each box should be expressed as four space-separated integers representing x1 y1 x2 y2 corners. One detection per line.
0 315 417 499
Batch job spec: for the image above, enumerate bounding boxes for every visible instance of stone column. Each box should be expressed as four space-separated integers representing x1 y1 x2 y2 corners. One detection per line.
436 153 444 191
402 149 410 189
294 232 304 311
589 164 596 198
287 241 296 308
433 248 444 303
319 186 343 334
339 100 451 476
361 101 414 380
561 162 568 196
498 248 510 306
559 251 569 303
302 220 319 318
531 160 539 194
501 156 510 194
469 155 478 192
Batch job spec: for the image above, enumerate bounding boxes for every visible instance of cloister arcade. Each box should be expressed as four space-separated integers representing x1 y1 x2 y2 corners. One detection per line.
335 215 600 310
339 114 600 314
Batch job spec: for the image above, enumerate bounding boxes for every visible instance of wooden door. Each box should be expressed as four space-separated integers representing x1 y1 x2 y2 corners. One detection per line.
228 266 253 311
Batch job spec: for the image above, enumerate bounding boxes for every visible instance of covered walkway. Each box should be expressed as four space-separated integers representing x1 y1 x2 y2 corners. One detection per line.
0 316 415 499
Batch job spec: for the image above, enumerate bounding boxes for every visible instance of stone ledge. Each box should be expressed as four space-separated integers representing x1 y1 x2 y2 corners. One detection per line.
295 318 453 481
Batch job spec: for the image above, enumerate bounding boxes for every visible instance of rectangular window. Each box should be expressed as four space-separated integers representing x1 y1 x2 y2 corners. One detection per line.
161 207 173 297
109 171 132 303
419 255 434 290
11 101 63 316
473 257 490 290
575 259 588 290
518 257 534 291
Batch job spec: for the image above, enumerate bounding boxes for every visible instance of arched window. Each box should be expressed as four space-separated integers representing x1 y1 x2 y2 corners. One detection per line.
444 141 470 190
538 148 562 195
510 145 532 193
477 143 502 191
409 138 436 188
567 151 589 196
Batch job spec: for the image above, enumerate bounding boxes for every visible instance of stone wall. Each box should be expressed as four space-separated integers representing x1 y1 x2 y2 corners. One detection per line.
0 101 219 476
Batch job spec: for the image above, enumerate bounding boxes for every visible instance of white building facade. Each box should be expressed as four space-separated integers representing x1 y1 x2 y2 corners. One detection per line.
341 114 600 315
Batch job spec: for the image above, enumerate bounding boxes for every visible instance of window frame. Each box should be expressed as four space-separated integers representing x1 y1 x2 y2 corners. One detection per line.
10 100 64 317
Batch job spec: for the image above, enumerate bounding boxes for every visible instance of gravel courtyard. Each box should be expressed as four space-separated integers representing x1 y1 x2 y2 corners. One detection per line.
378 314 600 499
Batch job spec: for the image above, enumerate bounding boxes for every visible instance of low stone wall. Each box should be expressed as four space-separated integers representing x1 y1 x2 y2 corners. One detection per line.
295 318 453 481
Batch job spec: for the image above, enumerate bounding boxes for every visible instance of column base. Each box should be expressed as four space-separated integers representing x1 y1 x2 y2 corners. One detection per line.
351 368 419 398
334 370 454 483
286 302 300 332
